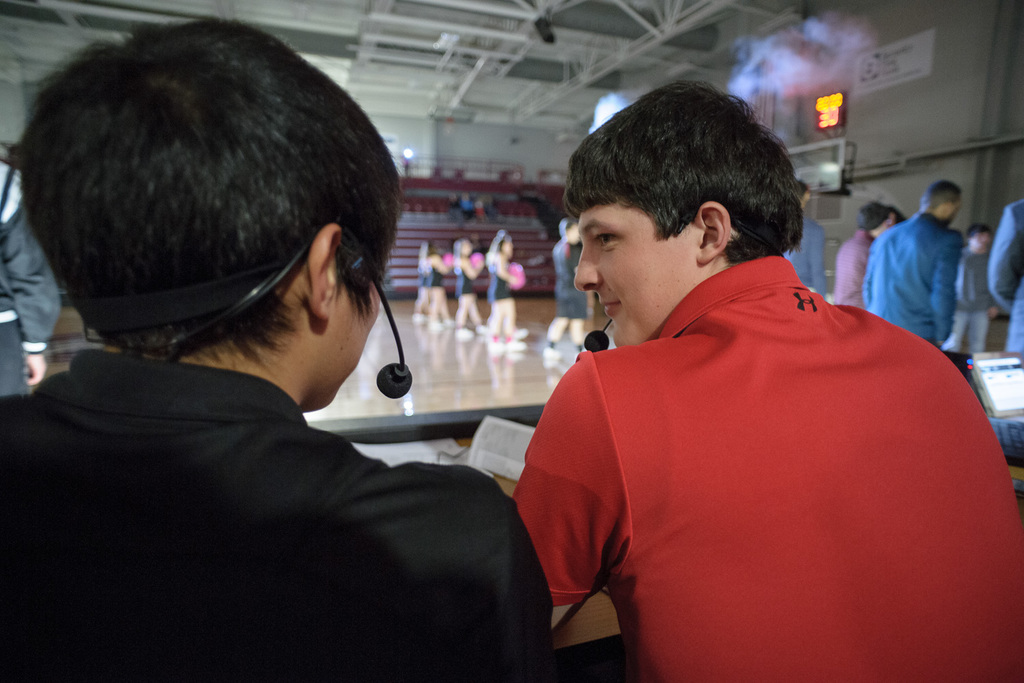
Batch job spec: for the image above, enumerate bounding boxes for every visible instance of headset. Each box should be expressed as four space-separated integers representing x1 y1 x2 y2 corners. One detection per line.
75 226 413 398
371 281 412 398
714 215 785 257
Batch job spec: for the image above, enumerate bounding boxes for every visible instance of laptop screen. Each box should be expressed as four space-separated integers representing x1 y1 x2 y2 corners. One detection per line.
971 353 1024 418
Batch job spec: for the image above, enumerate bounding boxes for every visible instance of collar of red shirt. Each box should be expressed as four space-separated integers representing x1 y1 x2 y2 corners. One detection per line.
658 256 804 340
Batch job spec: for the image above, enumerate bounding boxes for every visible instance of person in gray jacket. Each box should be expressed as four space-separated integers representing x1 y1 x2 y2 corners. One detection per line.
0 154 60 396
941 223 998 354
988 197 1024 352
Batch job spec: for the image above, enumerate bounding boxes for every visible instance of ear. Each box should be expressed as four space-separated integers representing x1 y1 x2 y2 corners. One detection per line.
305 222 343 321
689 201 733 266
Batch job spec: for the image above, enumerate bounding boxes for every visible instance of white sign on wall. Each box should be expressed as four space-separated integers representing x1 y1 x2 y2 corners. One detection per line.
853 28 936 96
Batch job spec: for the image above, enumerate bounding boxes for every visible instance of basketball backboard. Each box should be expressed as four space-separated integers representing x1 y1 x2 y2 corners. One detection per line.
788 138 846 193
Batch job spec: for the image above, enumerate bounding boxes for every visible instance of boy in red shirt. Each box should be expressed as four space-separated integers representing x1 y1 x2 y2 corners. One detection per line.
513 80 1024 682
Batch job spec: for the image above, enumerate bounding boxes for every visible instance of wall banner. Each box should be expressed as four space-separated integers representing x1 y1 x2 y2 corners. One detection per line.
853 28 936 96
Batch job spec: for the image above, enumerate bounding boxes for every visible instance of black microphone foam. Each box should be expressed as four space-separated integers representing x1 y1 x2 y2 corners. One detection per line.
377 363 412 399
583 320 612 352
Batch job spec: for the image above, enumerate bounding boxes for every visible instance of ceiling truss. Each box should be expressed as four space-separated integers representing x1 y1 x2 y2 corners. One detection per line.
0 0 800 132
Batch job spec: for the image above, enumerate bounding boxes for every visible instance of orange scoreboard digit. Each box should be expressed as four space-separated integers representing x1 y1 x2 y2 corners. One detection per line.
816 92 845 129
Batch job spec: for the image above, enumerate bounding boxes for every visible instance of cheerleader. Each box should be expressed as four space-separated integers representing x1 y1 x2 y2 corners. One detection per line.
412 241 430 323
453 238 487 340
486 231 526 352
426 243 453 331
544 218 588 361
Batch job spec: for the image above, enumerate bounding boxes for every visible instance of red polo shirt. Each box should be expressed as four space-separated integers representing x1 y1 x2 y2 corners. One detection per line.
515 256 1024 682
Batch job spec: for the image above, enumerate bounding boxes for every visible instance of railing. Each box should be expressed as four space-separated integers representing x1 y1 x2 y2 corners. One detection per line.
402 156 526 185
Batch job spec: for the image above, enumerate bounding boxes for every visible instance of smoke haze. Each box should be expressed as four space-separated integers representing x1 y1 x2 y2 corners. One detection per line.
729 12 877 102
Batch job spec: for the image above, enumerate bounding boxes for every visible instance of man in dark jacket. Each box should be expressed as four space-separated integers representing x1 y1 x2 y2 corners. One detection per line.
1 20 555 681
0 156 59 396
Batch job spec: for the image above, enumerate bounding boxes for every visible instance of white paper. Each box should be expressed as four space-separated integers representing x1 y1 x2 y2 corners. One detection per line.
352 438 467 468
467 416 536 480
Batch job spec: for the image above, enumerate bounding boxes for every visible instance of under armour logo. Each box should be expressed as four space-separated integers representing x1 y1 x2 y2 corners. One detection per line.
794 291 817 312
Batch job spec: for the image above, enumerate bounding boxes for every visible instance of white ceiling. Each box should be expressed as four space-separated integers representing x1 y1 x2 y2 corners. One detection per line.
0 0 800 133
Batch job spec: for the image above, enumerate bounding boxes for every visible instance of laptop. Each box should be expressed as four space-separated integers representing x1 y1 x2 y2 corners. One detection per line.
944 351 1024 468
970 352 1024 420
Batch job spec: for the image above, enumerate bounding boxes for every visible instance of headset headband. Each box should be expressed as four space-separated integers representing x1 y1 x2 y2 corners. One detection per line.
73 260 290 334
730 216 786 257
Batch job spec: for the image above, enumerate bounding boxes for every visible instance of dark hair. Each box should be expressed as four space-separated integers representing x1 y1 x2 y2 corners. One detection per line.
563 80 802 264
857 202 893 232
967 223 991 237
19 19 400 359
920 180 962 212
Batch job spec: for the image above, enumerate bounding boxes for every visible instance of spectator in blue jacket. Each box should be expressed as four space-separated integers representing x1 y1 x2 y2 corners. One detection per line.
988 198 1024 352
863 180 963 344
784 181 827 295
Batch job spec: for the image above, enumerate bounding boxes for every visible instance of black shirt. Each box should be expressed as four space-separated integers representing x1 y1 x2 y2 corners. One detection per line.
0 350 555 681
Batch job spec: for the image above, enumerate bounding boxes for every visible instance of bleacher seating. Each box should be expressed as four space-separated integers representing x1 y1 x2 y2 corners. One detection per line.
388 159 564 297
387 217 557 297
402 197 450 219
492 200 537 219
401 196 540 222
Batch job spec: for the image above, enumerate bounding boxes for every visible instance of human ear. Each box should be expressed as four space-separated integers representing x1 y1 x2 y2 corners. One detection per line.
691 201 732 265
306 223 342 320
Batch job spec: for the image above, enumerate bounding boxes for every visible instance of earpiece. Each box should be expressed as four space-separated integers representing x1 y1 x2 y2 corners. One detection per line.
583 319 612 352
372 280 414 398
